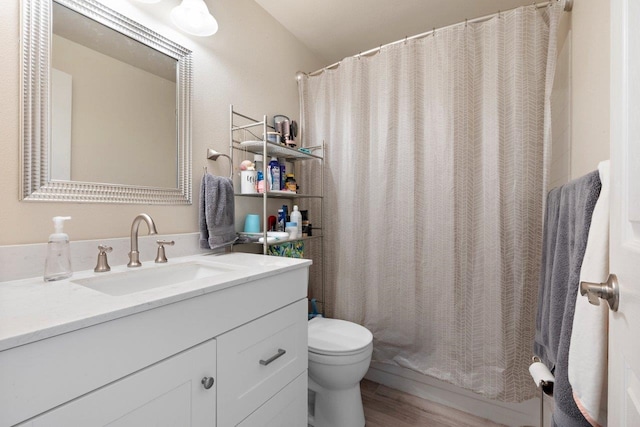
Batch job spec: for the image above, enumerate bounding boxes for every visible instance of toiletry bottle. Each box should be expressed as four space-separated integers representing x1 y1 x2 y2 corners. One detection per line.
257 170 265 193
44 216 72 282
266 168 272 192
291 205 302 237
269 157 280 191
282 204 289 222
277 209 285 232
254 154 263 173
279 160 286 190
285 173 297 192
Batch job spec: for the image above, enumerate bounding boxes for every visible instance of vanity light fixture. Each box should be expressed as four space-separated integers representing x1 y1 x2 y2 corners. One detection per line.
170 0 218 37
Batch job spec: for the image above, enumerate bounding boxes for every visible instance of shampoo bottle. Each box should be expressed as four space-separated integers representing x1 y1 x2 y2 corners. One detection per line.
291 205 302 237
44 216 72 282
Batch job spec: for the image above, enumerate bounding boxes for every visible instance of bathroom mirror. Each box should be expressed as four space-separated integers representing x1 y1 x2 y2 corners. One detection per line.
21 0 193 204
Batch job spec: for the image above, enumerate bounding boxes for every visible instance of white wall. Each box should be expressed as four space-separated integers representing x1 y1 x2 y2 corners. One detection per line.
570 0 610 178
0 0 323 245
549 14 572 189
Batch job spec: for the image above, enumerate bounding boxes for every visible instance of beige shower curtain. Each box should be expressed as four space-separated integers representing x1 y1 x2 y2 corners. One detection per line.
299 2 564 402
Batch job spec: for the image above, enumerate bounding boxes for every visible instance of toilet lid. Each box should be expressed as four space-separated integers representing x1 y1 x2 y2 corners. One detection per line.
308 317 373 355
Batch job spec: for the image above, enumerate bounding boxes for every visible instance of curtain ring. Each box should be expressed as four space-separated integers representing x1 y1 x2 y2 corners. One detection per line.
432 27 436 37
358 52 362 60
404 36 408 44
465 18 468 28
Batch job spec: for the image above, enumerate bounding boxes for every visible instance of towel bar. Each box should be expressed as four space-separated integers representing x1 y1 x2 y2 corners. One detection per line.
207 149 233 179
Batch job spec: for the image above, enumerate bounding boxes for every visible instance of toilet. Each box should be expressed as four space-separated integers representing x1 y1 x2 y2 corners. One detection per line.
307 317 373 427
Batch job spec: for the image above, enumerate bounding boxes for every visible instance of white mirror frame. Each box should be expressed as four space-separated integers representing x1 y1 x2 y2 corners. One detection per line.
21 0 193 204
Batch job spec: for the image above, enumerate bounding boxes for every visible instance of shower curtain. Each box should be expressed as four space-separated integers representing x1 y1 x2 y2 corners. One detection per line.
299 2 564 402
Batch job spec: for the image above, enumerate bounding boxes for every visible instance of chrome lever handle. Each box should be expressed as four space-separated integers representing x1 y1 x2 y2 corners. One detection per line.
155 240 175 263
580 273 619 312
94 245 113 273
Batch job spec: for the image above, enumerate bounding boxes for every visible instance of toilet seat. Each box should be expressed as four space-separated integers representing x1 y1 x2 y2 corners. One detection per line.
308 317 373 356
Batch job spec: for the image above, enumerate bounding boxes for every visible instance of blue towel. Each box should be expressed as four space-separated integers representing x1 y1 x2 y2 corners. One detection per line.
199 173 237 249
534 171 601 427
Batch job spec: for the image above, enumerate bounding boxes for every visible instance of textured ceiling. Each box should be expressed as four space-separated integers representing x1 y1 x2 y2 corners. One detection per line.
254 0 537 69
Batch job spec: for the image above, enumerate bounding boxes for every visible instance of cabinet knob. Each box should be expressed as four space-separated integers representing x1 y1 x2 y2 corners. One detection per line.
201 376 215 390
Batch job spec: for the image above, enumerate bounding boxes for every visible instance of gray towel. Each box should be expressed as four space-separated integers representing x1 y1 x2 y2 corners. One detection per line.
199 173 237 249
534 171 601 427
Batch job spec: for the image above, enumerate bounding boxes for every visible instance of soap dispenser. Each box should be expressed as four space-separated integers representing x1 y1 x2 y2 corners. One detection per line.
44 216 72 282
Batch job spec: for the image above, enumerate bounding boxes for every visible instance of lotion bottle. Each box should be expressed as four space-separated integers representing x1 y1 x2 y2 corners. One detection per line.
44 216 72 282
291 205 302 237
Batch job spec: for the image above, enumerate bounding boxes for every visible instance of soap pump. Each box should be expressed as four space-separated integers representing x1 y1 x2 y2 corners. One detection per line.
44 216 72 282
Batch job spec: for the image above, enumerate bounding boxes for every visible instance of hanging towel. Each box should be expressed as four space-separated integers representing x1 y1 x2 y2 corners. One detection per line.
568 161 610 427
199 173 237 249
534 170 601 427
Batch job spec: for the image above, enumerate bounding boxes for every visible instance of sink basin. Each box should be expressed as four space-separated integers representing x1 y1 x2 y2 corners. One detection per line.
72 261 238 296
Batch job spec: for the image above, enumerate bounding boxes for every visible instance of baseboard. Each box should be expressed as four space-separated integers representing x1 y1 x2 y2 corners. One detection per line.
365 363 553 427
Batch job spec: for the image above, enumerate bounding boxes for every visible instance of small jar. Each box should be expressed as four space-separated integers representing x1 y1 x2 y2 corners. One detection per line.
284 173 297 192
285 222 298 239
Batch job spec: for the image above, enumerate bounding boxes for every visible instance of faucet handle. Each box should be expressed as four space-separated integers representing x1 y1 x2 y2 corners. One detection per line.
95 245 113 273
98 245 113 254
155 240 175 263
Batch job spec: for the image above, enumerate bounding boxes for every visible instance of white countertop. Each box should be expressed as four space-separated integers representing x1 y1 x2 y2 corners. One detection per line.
0 253 311 352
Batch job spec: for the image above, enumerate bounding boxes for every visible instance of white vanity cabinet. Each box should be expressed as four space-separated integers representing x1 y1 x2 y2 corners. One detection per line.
0 256 309 427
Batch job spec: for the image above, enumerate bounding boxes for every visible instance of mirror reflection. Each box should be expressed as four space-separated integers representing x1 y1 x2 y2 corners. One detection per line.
51 2 178 188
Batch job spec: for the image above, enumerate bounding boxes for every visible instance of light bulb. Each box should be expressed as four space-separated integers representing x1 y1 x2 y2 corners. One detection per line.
170 0 218 37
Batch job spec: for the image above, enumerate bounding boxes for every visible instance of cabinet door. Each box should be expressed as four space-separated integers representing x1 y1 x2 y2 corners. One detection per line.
20 339 216 427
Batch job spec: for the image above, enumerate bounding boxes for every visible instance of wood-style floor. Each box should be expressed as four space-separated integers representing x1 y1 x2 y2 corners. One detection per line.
361 379 507 427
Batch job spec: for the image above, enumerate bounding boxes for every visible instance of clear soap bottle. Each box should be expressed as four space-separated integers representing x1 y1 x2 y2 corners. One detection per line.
44 216 72 282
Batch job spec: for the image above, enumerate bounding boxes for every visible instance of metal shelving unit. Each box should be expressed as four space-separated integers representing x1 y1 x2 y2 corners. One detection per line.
230 105 325 314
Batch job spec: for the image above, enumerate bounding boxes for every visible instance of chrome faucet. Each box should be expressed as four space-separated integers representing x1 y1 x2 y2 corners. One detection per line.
127 213 158 267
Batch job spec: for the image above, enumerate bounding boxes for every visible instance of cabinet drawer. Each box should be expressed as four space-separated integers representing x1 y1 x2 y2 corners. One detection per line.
217 299 307 426
238 372 307 427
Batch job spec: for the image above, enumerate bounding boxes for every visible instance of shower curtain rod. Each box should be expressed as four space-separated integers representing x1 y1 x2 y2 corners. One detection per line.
298 0 572 78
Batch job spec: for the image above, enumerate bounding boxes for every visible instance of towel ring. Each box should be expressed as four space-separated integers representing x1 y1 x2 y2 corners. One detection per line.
207 149 233 179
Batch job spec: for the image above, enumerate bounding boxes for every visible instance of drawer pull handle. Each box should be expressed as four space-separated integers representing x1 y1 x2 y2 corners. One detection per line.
201 376 215 389
260 349 286 366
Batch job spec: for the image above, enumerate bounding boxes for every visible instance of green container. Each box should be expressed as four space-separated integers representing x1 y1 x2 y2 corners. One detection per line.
268 240 304 258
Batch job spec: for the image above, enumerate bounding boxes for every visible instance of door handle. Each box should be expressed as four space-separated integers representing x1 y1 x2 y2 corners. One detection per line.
580 273 619 312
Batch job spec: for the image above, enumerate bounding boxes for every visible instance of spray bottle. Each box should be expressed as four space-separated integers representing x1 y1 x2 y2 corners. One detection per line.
44 216 72 281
